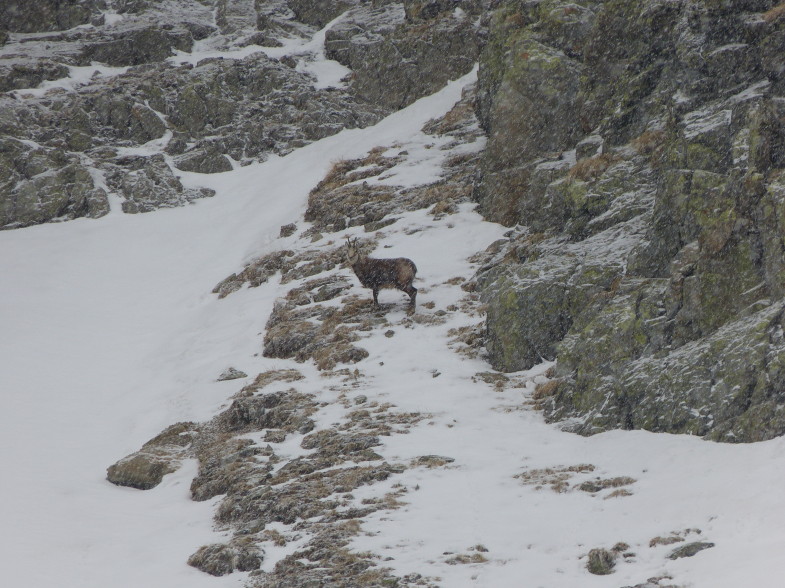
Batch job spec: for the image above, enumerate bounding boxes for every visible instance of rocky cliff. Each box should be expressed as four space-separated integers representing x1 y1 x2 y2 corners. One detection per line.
474 0 785 443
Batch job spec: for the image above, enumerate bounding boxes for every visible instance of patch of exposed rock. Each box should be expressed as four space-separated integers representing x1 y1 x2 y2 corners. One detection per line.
0 0 102 33
0 0 493 231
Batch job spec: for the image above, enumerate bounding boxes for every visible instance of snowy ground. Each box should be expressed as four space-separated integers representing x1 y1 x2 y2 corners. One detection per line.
3 20 785 588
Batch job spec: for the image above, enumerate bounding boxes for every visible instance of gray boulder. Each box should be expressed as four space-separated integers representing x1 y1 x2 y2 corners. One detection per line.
188 542 263 576
106 422 198 490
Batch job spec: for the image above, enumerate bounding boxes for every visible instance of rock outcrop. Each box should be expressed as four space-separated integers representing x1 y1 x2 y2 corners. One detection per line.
0 0 490 230
475 0 785 442
0 0 101 33
325 1 483 110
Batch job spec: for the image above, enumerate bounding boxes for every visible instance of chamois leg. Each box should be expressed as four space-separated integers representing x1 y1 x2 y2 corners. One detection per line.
403 285 417 308
372 288 379 306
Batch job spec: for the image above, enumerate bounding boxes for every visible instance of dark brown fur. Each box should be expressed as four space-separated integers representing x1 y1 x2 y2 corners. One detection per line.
346 238 417 307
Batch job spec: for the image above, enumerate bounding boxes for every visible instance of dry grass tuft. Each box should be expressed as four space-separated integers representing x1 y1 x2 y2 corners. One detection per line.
445 553 488 565
241 369 304 394
533 379 560 400
515 464 596 493
262 528 287 547
631 129 667 155
568 153 620 182
649 535 685 548
763 3 785 23
472 371 510 390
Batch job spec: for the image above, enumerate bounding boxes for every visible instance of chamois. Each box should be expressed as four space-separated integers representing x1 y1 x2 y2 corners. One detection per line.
345 237 418 308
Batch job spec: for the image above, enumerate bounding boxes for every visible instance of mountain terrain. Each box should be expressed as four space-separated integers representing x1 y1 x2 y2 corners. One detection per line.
2 1 785 587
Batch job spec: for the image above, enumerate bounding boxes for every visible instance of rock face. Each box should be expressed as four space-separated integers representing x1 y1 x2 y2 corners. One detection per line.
0 138 110 228
325 1 483 110
476 0 785 442
0 0 100 33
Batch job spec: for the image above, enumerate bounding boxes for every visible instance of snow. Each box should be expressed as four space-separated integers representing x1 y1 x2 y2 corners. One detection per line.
168 13 351 90
10 63 131 98
2 35 785 588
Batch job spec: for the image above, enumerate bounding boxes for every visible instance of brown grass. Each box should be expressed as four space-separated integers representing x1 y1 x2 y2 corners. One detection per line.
568 152 620 182
311 148 398 196
515 464 596 493
649 535 685 548
631 129 666 155
445 553 488 565
242 369 304 394
579 476 637 493
533 379 560 400
319 158 356 192
763 3 785 23
262 529 287 547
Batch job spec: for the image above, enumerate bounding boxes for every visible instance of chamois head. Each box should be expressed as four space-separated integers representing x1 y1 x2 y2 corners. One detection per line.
345 236 361 265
